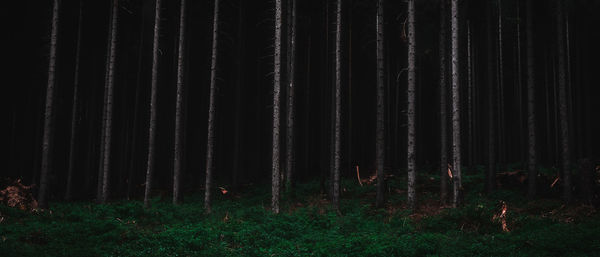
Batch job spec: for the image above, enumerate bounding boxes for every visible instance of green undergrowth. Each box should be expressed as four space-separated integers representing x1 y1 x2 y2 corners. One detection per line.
1 175 599 256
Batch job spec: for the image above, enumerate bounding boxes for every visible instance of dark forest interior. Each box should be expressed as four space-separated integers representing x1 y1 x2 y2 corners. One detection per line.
2 0 600 255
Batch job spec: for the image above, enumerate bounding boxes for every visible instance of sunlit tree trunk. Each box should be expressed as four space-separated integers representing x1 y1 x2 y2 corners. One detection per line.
439 0 449 205
38 0 60 209
100 0 119 204
173 0 186 205
556 0 571 203
526 0 537 199
375 0 385 208
332 0 342 210
450 0 462 208
205 0 220 213
407 0 416 211
272 0 283 214
65 0 83 201
144 0 160 208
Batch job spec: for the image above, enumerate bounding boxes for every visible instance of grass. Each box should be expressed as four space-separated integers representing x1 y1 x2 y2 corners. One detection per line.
1 172 599 256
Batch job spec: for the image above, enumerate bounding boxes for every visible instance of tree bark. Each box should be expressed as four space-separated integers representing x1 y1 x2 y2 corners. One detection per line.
556 0 571 203
286 0 297 196
232 0 245 191
38 0 60 209
375 0 385 208
332 0 342 210
439 0 449 205
65 0 83 201
100 0 119 204
526 0 537 199
205 0 220 213
272 0 283 214
450 0 462 208
407 0 416 210
173 0 186 205
486 0 496 194
144 0 160 208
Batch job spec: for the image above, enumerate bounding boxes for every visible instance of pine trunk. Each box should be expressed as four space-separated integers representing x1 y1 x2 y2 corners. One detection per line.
375 0 385 208
272 0 283 214
286 0 297 196
439 0 449 205
173 0 186 205
38 0 60 209
332 0 342 210
450 0 462 208
486 0 496 194
407 0 417 210
526 0 537 199
556 0 571 203
144 0 160 208
205 0 220 213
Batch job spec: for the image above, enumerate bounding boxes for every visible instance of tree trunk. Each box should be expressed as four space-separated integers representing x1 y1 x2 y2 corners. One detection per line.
526 0 537 199
65 0 83 201
173 0 186 205
232 0 245 191
205 0 220 213
332 0 342 210
486 0 496 194
497 0 506 165
439 0 449 205
467 21 473 167
407 0 416 210
286 0 297 196
375 0 385 208
100 0 119 204
272 0 283 214
144 0 160 208
450 0 462 208
556 0 571 203
38 0 60 209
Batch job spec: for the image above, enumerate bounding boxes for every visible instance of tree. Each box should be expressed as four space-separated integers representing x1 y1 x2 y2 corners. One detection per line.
38 0 60 209
375 0 385 208
407 0 417 210
556 0 571 203
205 0 221 213
173 0 187 205
439 0 449 205
450 0 462 207
144 0 161 208
486 0 496 194
65 0 83 201
272 0 283 214
99 0 119 204
286 0 297 196
526 0 537 199
332 0 342 210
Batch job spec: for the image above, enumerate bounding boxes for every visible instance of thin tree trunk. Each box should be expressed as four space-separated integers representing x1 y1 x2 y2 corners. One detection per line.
65 0 83 201
272 0 283 214
232 0 245 191
375 0 385 208
332 0 342 210
100 0 119 204
497 0 506 165
205 0 220 213
286 0 297 196
38 0 60 209
144 0 160 208
439 0 449 205
467 21 473 168
526 0 537 199
173 0 186 205
407 0 416 210
556 0 571 203
451 0 462 208
486 0 496 194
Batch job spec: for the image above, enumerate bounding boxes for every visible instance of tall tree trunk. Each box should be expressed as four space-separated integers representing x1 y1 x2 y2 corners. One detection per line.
497 0 506 165
144 0 161 208
173 0 186 205
65 0 83 201
407 0 416 210
467 21 473 167
232 0 245 191
375 0 385 208
439 0 449 205
332 0 342 210
272 0 283 214
100 0 119 204
286 0 297 196
450 0 462 208
38 0 60 209
205 0 220 213
556 0 571 203
486 0 496 194
526 0 537 199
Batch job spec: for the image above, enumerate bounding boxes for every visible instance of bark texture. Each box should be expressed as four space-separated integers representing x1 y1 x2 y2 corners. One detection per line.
173 0 186 205
407 0 417 210
205 0 220 213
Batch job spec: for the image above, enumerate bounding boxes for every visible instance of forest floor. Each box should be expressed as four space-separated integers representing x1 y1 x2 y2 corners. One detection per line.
1 170 600 256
